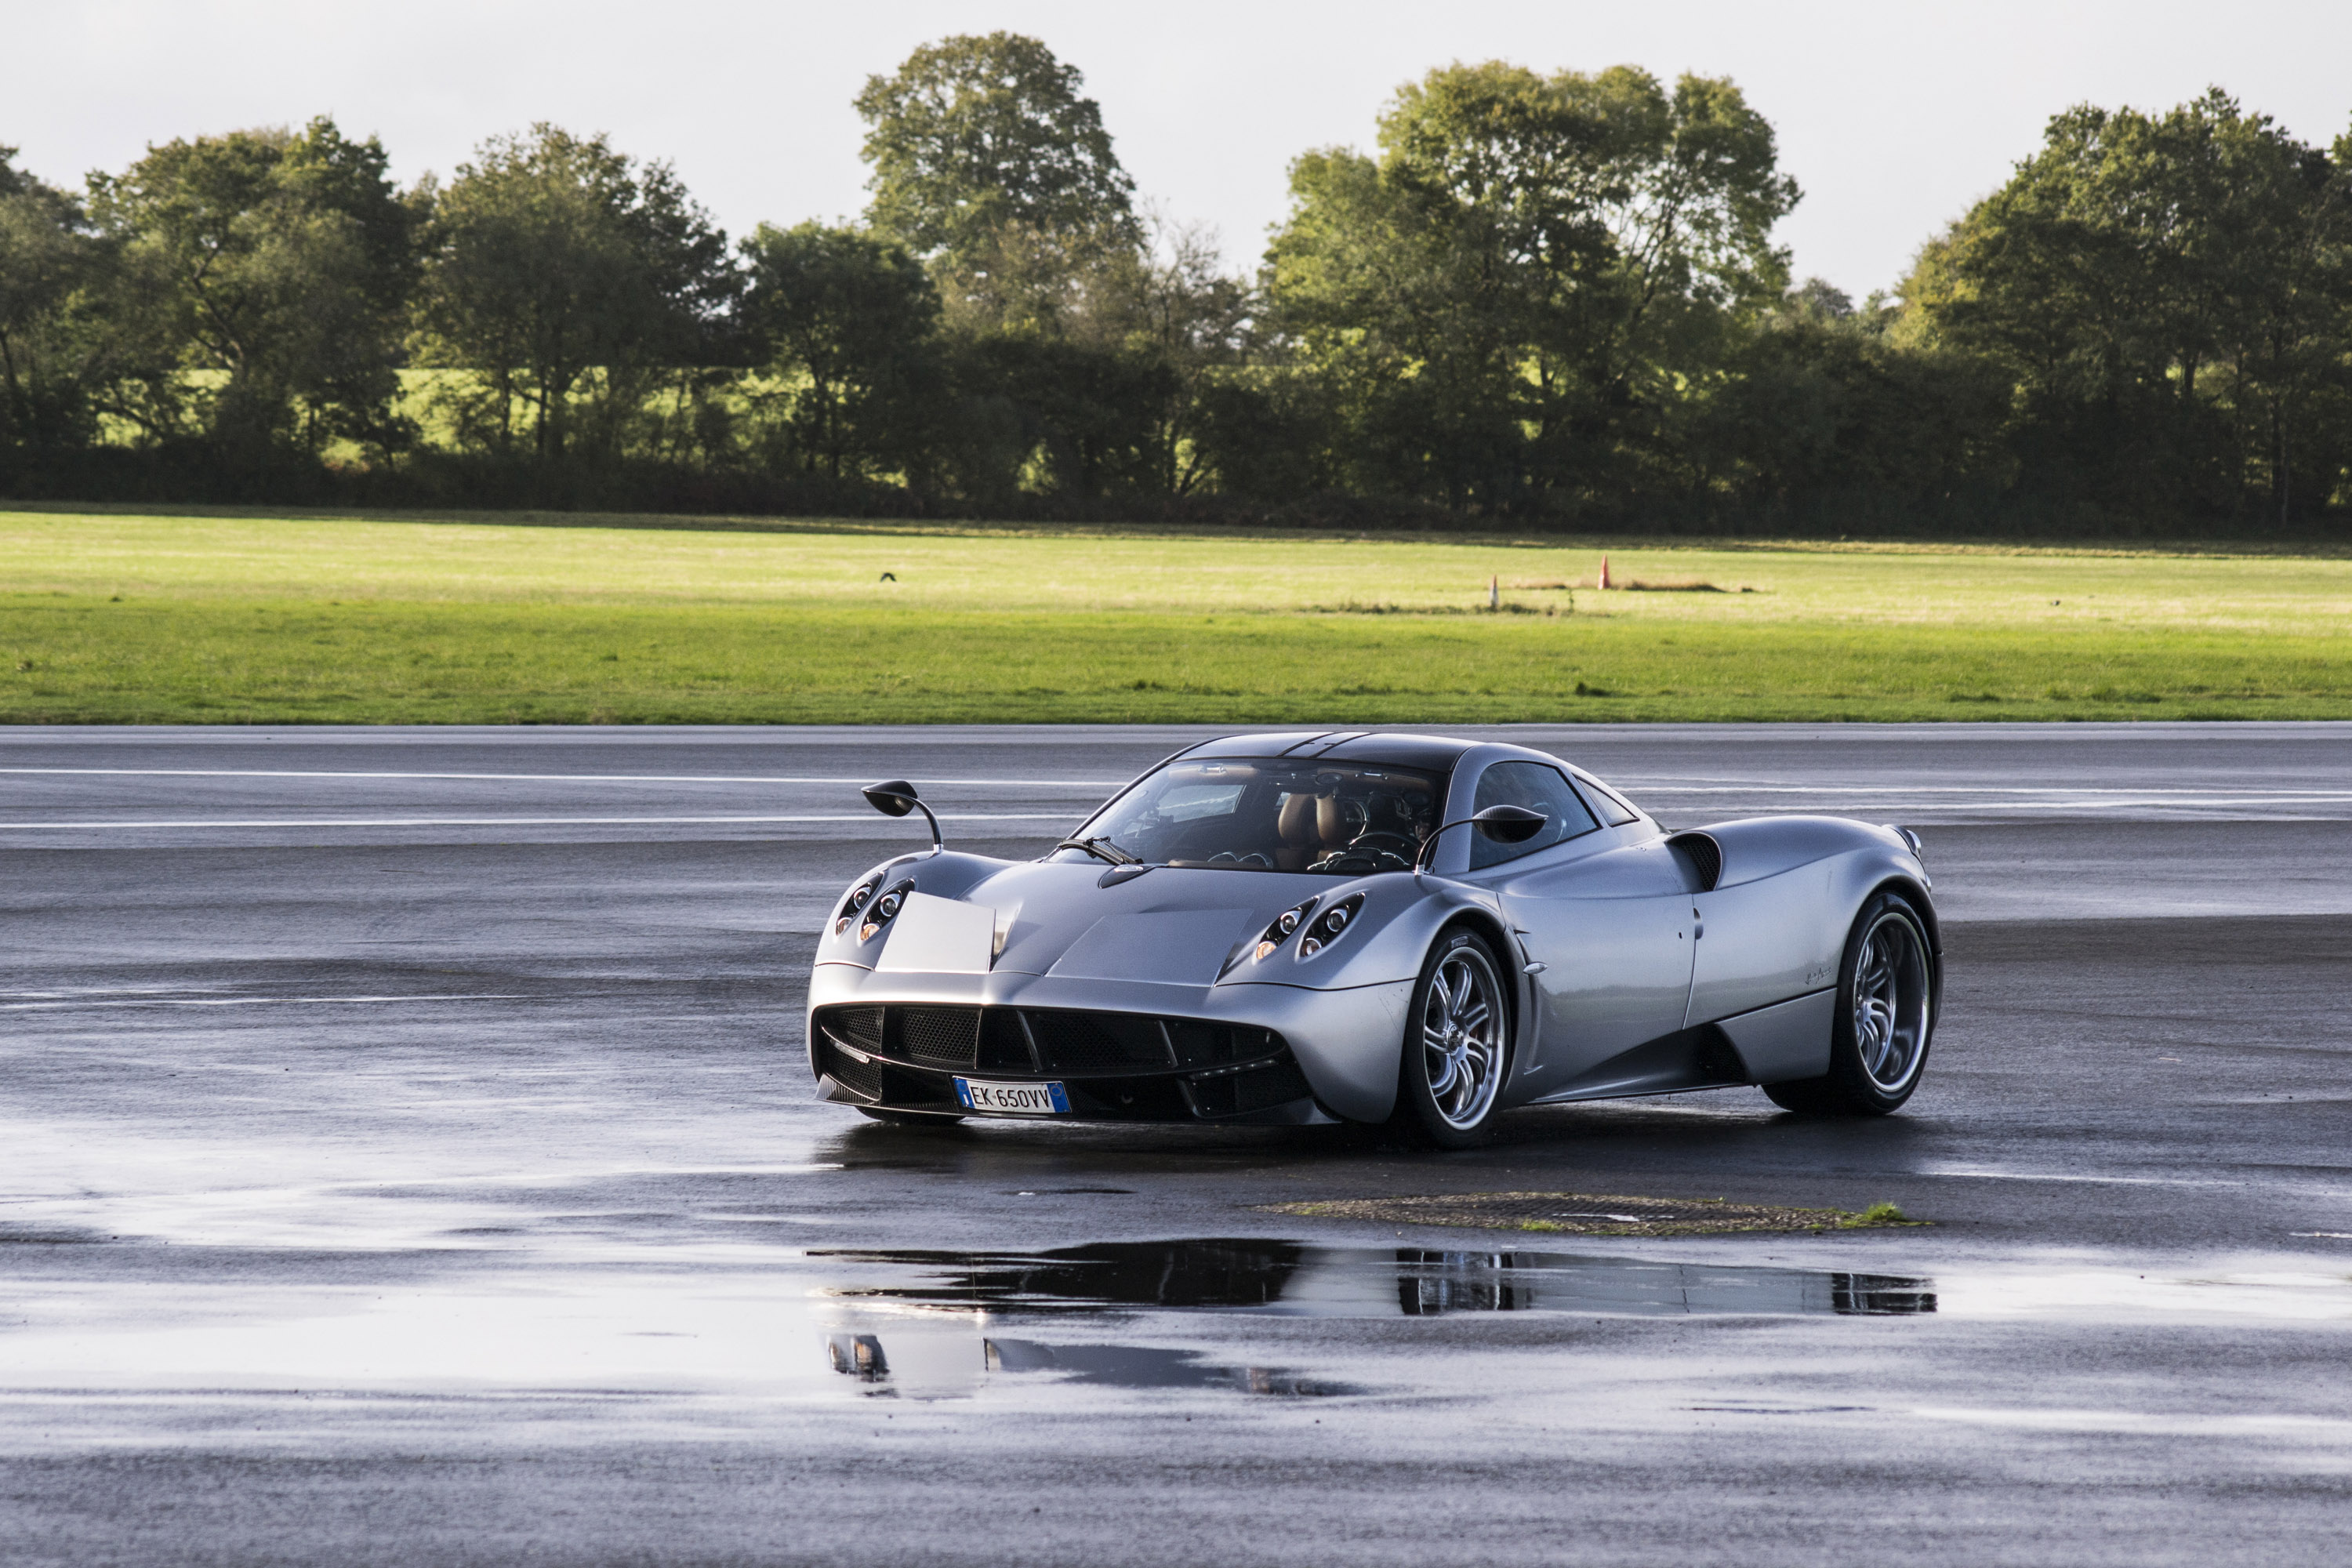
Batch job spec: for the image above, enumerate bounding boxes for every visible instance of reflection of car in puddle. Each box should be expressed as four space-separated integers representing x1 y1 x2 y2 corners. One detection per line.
818 1239 1935 1319
815 1240 1932 1398
823 1329 1335 1399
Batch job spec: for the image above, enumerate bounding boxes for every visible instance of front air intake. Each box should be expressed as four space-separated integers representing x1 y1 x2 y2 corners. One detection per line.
898 1006 982 1069
1668 831 1723 892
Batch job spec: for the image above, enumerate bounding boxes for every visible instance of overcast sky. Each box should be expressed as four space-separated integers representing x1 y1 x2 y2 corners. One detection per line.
15 1 2352 297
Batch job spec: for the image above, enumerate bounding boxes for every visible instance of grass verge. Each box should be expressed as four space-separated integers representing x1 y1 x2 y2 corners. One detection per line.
5 508 2348 724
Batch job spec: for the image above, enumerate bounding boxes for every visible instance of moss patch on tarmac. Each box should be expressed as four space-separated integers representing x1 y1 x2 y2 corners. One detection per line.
1260 1192 1926 1236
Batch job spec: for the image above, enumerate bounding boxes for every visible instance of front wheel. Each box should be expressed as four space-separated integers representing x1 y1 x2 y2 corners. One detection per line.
1765 889 1936 1116
1392 930 1512 1148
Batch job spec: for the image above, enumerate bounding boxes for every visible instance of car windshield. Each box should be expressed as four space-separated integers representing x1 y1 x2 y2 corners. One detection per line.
1058 758 1447 874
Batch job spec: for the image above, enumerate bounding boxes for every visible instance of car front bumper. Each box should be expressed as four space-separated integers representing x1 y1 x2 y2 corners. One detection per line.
806 963 1416 1124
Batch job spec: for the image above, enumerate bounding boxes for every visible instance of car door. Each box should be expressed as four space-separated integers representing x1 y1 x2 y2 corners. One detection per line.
1457 763 1697 1089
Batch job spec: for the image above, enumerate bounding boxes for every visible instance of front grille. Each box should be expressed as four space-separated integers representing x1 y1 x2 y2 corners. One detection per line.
811 1004 1311 1120
898 1007 981 1069
816 1036 883 1099
1186 1057 1314 1119
829 1006 884 1056
1027 1011 1174 1074
977 1010 1036 1073
1166 1021 1284 1069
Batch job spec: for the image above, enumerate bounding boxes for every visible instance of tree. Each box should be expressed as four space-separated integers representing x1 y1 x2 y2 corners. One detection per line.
739 221 939 480
1116 217 1258 496
852 36 1261 503
85 118 419 458
412 125 731 464
0 147 118 460
1689 281 2011 526
1268 61 1798 514
1904 90 2352 521
855 31 1137 274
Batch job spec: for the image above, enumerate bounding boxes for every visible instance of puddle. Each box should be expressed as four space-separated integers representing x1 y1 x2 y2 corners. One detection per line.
0 1240 1932 1411
806 1240 1929 1399
815 1239 1937 1319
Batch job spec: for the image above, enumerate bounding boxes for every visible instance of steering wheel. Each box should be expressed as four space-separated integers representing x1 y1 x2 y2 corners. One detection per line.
1312 831 1417 874
1345 831 1419 861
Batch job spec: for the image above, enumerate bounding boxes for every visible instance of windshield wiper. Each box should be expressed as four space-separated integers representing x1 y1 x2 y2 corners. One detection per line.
1055 835 1137 866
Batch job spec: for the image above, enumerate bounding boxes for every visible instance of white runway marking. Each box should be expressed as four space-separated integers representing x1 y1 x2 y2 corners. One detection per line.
0 813 1076 830
0 994 527 1011
0 768 1123 788
1920 1164 2252 1189
1628 783 2352 802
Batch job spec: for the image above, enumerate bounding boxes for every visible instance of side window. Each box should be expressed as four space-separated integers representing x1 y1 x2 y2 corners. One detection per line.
1468 762 1600 869
1573 773 1640 826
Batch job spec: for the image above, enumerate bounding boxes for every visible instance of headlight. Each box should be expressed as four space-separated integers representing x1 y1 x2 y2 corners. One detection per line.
855 880 915 942
833 877 882 935
1297 895 1365 959
1254 898 1319 961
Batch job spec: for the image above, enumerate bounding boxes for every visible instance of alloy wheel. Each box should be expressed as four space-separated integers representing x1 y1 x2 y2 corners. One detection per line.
1851 909 1930 1091
1420 946 1504 1129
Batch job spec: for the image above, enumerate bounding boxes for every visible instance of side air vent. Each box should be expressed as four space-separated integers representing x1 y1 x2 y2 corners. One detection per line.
1668 831 1723 892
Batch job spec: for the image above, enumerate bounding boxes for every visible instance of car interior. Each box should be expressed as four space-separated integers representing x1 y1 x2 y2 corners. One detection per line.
1072 760 1444 873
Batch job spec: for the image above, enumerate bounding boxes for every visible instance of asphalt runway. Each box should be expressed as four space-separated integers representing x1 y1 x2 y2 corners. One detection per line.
2 722 2349 1566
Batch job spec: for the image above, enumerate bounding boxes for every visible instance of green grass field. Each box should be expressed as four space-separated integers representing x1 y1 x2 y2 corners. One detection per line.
4 505 2348 724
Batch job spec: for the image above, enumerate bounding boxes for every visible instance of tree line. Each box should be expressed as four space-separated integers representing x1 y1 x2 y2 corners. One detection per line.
4 33 2349 533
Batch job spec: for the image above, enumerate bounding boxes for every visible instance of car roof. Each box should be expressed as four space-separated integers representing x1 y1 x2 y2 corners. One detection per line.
1178 731 1483 770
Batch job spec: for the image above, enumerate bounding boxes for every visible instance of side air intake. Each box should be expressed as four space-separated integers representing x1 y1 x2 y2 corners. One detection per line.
1668 831 1723 892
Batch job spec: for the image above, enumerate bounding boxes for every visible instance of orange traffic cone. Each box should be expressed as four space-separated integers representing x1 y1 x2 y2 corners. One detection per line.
1598 555 1611 590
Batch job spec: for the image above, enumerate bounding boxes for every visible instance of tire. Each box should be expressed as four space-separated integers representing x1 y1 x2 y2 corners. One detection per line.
1392 929 1512 1149
1764 888 1937 1116
855 1107 966 1127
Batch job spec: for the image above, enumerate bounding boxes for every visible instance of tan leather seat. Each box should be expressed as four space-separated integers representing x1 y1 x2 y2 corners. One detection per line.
1316 794 1352 852
1276 791 1317 870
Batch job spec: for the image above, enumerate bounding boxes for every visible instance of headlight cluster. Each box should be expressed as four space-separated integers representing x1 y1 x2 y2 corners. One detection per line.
1254 898 1318 961
1250 894 1367 964
1297 895 1364 957
836 877 914 943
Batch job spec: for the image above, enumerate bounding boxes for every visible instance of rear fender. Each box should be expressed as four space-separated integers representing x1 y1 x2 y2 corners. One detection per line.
1688 824 1936 1083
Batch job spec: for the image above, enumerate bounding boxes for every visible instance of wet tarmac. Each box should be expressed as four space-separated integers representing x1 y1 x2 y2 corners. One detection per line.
2 724 2349 1566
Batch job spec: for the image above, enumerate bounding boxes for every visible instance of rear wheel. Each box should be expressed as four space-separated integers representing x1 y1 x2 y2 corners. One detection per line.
1764 889 1936 1116
1392 930 1511 1149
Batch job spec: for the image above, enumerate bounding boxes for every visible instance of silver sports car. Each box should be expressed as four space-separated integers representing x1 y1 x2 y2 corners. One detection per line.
808 731 1940 1145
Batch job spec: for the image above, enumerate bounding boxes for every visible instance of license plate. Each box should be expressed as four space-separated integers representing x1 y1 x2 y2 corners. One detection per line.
954 1077 1072 1116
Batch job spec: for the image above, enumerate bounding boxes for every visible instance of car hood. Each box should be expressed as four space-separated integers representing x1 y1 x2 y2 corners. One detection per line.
863 858 1355 988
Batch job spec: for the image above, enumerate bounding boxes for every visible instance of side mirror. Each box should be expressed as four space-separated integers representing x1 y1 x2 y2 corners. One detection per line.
862 780 917 818
861 779 942 855
1470 804 1548 844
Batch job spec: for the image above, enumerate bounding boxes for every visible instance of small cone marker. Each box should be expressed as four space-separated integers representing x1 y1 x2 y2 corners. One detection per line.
1489 574 1499 610
1598 555 1611 590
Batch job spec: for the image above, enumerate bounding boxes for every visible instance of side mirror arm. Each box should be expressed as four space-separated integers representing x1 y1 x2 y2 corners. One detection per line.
1414 805 1549 875
1413 818 1474 876
905 799 942 855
